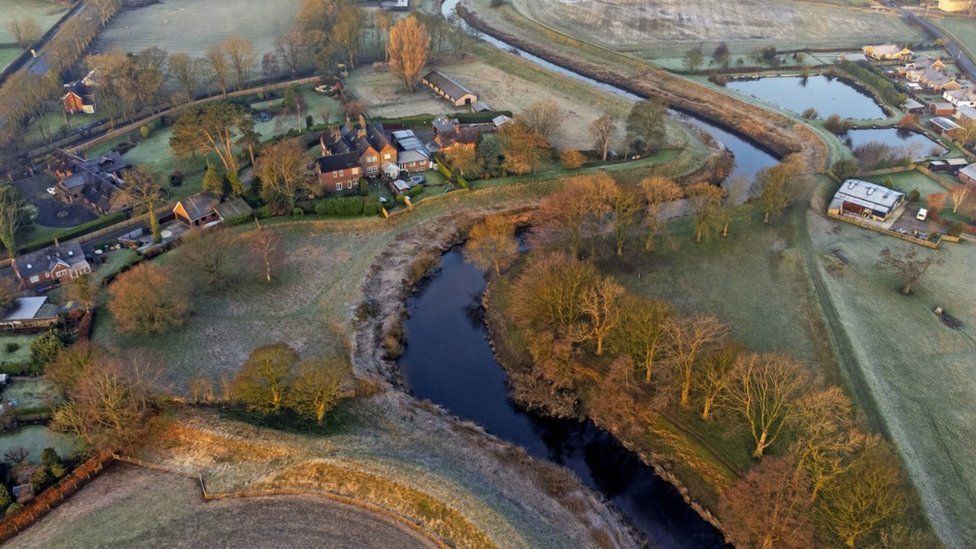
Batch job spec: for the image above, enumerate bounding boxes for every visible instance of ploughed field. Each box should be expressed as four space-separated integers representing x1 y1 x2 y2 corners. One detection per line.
514 0 923 55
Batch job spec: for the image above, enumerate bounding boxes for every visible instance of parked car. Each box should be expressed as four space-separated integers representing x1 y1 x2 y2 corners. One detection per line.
916 208 929 221
46 187 56 195
409 175 426 186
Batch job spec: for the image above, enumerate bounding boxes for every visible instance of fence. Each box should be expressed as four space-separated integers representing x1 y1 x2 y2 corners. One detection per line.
827 211 940 249
0 449 116 544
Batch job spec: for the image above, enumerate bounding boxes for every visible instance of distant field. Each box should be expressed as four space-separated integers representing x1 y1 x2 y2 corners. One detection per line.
509 0 923 56
348 43 635 150
0 0 67 44
92 0 302 57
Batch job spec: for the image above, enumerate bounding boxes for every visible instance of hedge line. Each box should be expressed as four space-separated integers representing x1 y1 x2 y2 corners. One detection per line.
18 211 129 254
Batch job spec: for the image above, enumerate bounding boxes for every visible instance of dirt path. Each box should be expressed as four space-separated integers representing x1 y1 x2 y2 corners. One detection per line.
9 463 439 549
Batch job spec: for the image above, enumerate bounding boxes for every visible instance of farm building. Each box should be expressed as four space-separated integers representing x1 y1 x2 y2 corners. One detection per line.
939 0 972 12
902 98 926 114
422 71 478 107
930 116 963 136
315 152 362 195
48 149 131 215
0 297 64 331
862 44 912 62
828 179 906 222
929 157 969 173
954 104 976 123
958 164 976 185
13 240 91 289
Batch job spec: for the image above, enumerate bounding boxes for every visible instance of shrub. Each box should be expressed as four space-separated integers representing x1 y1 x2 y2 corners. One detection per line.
407 184 425 198
5 343 19 353
457 176 469 190
170 171 184 187
31 330 65 366
831 159 861 180
908 188 921 203
801 107 818 120
255 205 274 219
139 125 151 139
292 207 305 216
561 150 585 169
824 114 852 135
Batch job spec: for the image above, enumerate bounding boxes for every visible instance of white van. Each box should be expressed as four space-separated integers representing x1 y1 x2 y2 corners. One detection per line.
916 208 929 221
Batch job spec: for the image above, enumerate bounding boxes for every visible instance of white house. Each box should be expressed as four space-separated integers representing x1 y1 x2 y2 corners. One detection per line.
944 87 976 108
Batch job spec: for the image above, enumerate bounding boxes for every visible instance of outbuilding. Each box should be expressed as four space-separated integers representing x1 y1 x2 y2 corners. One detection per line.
828 179 906 222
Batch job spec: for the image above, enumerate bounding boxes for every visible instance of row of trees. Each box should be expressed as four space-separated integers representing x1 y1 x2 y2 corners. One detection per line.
485 241 929 548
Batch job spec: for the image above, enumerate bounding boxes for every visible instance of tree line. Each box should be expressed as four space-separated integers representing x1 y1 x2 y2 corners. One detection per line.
464 179 932 547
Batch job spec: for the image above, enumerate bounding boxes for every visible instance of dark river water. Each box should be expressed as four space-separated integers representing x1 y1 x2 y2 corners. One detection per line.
727 75 886 120
400 248 727 548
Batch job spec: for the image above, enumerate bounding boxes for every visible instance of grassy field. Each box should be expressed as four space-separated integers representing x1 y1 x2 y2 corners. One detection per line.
510 0 923 57
348 42 636 151
935 15 976 66
0 334 35 369
865 169 948 200
809 211 976 548
0 377 63 410
0 0 67 43
0 425 79 463
0 46 20 71
92 0 302 57
10 464 436 548
600 204 832 372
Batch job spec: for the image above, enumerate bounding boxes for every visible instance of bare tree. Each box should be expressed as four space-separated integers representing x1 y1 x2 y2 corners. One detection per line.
666 315 727 406
52 353 161 450
695 342 740 421
464 215 518 276
610 187 642 257
168 53 208 101
817 436 909 547
792 387 866 501
722 353 810 457
108 263 189 334
388 15 430 91
641 176 682 251
255 138 313 214
757 157 804 223
519 100 564 144
248 227 282 283
206 45 231 95
719 455 815 549
123 167 163 243
6 17 41 47
686 182 725 243
275 29 311 76
877 247 941 295
286 358 347 425
511 252 598 338
222 37 257 90
230 343 299 413
591 112 618 162
949 182 974 214
614 295 673 384
580 275 624 356
539 173 615 257
177 228 240 289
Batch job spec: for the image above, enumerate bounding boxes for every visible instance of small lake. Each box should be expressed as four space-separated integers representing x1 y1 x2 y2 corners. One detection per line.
844 128 947 159
727 75 886 120
400 249 726 548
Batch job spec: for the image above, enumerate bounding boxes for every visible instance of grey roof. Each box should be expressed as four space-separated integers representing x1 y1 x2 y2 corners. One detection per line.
398 149 430 164
472 101 492 113
215 198 253 220
932 116 962 131
834 179 904 213
958 163 976 180
15 240 87 279
178 192 221 221
392 129 427 152
317 151 361 173
423 71 475 101
1 297 48 322
956 105 976 119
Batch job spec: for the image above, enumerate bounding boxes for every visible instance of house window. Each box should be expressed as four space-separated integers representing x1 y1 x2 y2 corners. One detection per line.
336 182 343 191
383 153 391 160
352 168 359 175
367 156 377 163
29 275 39 284
337 170 344 176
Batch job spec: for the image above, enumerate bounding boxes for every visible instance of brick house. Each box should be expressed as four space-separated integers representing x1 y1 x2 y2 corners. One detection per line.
14 240 91 289
174 192 222 226
48 149 131 215
321 122 398 177
61 70 97 114
315 152 362 195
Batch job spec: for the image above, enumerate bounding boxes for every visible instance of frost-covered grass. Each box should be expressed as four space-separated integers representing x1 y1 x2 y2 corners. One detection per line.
0 0 67 43
0 377 63 410
0 425 80 462
809 211 976 548
92 0 302 57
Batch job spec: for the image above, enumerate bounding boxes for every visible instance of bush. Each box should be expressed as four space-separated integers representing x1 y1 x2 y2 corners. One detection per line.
561 150 585 169
801 107 818 120
407 184 425 198
292 207 305 217
170 171 184 187
255 205 274 219
139 125 151 139
832 159 861 180
5 343 19 353
908 188 921 203
457 176 469 190
31 330 65 367
824 114 852 135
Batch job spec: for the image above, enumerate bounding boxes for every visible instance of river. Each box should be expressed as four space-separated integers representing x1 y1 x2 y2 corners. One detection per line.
400 248 727 548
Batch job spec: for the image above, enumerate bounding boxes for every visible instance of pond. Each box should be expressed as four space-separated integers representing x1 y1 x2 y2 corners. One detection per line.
400 248 726 548
726 75 886 120
844 128 947 159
